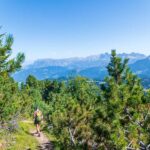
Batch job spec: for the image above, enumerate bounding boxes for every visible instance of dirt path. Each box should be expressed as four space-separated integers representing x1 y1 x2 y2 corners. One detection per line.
30 129 53 150
21 120 53 149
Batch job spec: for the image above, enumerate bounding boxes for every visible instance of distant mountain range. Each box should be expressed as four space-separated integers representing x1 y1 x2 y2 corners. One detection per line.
25 53 145 70
13 52 150 87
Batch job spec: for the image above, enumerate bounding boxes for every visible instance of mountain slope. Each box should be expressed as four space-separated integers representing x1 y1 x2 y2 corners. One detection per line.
13 66 75 82
13 52 147 82
130 57 150 76
79 67 107 80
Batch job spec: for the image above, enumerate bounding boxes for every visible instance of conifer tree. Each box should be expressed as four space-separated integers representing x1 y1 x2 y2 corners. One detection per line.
94 50 149 149
0 31 25 124
50 77 100 149
0 33 25 77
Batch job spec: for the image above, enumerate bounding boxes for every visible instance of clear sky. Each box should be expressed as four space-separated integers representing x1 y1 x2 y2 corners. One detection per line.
0 0 150 62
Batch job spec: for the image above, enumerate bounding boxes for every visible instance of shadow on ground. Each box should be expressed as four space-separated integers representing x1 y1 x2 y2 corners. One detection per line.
37 142 53 150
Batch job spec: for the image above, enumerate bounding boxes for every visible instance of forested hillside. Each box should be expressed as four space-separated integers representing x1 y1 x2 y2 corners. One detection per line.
0 32 150 149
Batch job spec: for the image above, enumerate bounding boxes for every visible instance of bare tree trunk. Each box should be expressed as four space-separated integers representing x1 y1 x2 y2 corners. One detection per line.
68 127 75 146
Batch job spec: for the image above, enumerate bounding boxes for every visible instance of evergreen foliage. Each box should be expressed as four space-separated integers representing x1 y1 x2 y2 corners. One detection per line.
0 34 25 77
0 32 26 125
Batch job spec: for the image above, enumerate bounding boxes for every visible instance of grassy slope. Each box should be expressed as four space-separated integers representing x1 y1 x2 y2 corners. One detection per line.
8 121 38 150
0 120 59 150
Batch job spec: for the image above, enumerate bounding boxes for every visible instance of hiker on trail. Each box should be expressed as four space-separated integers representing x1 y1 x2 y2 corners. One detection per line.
34 108 43 137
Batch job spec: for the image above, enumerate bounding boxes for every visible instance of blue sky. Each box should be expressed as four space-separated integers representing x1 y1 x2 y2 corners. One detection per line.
0 0 150 62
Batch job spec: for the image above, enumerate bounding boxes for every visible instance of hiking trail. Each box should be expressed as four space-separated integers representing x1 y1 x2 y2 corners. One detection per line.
30 129 53 150
22 120 53 150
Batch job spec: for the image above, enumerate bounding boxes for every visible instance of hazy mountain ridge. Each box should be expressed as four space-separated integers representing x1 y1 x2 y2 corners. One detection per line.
25 52 145 69
13 52 149 85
